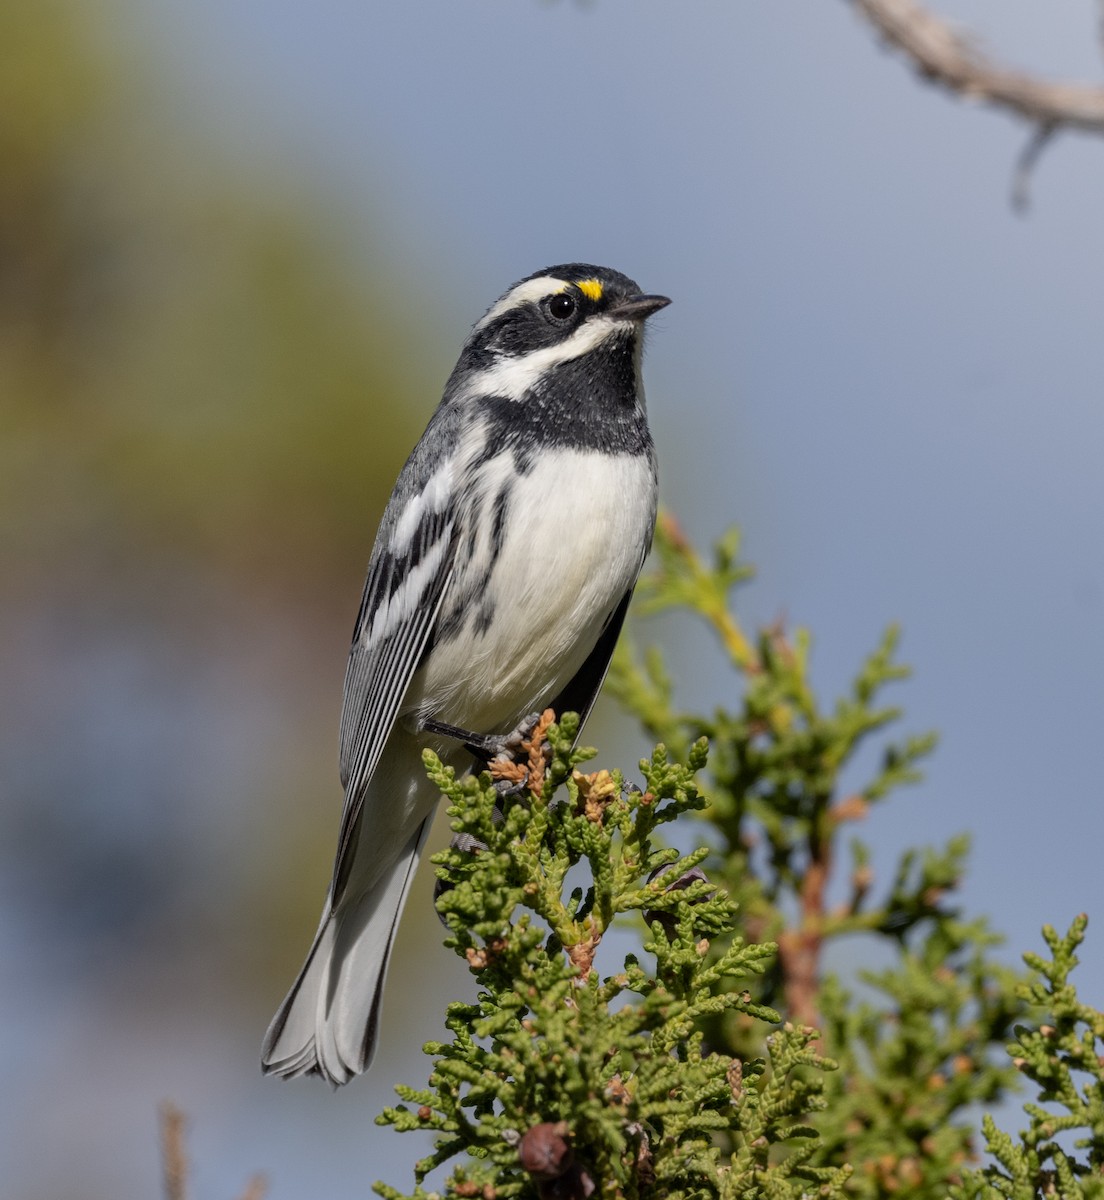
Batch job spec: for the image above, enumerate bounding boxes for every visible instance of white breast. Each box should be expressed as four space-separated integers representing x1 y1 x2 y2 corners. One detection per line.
413 448 656 733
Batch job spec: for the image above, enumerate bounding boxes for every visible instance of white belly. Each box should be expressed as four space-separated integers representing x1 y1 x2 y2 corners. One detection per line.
408 448 655 733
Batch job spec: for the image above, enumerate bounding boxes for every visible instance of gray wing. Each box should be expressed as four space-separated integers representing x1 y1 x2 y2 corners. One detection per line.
332 497 456 890
548 587 635 734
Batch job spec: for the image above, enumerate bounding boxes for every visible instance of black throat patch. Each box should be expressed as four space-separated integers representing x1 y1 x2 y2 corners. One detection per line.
474 333 653 469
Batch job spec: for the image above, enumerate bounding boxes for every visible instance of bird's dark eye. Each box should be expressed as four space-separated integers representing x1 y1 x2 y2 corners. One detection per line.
545 293 577 322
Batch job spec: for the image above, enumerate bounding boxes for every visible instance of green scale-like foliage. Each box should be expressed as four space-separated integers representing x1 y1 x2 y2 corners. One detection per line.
952 916 1104 1200
607 518 1030 1196
375 718 850 1199
376 520 1103 1199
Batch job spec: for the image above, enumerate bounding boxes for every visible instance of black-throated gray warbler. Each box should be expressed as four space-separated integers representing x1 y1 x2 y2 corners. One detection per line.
261 263 669 1084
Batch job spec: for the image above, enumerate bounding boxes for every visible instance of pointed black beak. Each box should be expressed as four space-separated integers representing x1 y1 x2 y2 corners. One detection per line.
607 293 671 322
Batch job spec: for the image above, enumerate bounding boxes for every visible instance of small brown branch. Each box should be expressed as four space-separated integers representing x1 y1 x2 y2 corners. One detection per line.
237 1176 268 1200
829 793 869 824
850 0 1104 134
160 1103 188 1200
777 845 830 1032
158 1103 267 1200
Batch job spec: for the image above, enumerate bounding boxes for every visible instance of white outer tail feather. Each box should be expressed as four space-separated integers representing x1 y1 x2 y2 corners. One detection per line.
261 790 435 1084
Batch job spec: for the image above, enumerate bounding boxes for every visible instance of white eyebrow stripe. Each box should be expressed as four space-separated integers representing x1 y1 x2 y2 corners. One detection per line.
474 275 569 330
461 313 631 402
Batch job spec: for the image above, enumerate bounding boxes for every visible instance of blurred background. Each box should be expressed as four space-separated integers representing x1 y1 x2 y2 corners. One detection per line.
3 1 1103 1195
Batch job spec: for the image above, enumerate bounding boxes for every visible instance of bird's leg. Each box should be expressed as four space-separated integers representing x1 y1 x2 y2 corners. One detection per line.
421 712 547 804
420 711 545 764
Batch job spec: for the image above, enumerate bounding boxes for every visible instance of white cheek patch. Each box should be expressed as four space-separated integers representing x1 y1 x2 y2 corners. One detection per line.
474 276 568 331
465 316 630 403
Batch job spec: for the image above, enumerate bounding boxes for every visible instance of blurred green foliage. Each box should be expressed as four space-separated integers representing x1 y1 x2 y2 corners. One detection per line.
0 0 441 1095
1 1 429 581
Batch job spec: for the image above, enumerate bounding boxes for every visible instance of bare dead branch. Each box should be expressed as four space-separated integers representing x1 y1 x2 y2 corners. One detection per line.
1012 122 1058 212
850 0 1104 135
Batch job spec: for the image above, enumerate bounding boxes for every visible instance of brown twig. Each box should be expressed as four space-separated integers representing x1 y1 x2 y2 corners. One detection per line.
160 1103 188 1200
158 1103 267 1200
776 848 829 1033
237 1176 268 1200
850 0 1104 203
851 0 1104 133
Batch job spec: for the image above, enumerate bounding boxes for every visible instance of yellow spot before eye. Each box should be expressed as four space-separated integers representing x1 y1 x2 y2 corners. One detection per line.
576 278 603 302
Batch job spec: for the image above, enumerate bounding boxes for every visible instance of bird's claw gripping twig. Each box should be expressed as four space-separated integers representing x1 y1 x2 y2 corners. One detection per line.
420 710 545 763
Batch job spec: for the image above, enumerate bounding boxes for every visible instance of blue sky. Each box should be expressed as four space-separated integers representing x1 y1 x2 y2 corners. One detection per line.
11 2 1104 1195
146 0 1104 960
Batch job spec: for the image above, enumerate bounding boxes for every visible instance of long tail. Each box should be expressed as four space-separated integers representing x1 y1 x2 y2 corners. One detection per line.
260 814 433 1085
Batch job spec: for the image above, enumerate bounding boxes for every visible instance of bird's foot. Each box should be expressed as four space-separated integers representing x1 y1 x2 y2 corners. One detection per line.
420 709 555 799
420 711 545 763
